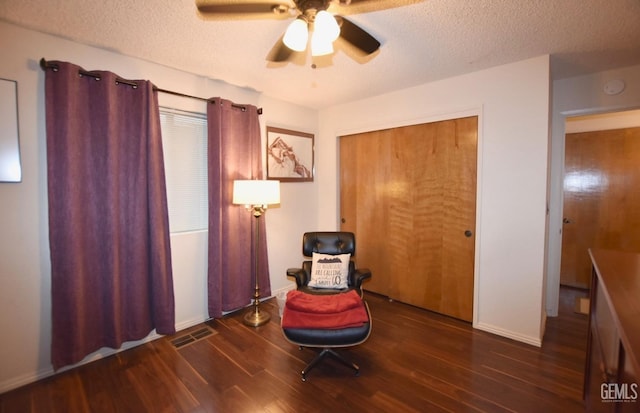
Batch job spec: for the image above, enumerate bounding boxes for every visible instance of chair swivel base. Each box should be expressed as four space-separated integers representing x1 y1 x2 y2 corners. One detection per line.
300 347 360 382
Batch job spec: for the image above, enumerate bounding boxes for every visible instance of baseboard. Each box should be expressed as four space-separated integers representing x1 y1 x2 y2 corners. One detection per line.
0 333 166 394
175 316 210 332
0 290 299 394
0 366 53 395
0 315 210 395
272 284 296 297
474 322 543 347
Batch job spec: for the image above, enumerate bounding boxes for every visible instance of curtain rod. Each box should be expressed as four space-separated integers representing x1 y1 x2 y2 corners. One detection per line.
39 58 262 115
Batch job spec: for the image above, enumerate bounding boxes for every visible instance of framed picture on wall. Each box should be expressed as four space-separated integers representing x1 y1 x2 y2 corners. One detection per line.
266 126 314 182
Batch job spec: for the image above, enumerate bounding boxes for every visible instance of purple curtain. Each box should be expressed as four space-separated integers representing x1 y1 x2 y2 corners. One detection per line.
45 61 175 370
207 99 271 317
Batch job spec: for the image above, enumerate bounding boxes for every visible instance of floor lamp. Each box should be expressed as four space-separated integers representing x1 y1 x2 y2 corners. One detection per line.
232 179 280 327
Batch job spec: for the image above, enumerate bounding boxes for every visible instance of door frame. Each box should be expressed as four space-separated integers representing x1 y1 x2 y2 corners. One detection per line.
547 108 640 315
335 107 484 326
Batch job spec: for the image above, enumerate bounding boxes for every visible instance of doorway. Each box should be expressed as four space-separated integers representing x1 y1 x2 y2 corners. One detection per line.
560 111 640 288
339 116 477 322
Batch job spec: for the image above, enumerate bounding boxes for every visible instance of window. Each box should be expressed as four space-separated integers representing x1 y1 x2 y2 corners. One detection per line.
160 108 208 233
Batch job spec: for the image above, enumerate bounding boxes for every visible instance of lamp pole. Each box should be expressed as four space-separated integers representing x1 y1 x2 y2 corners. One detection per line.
243 204 270 327
232 179 279 328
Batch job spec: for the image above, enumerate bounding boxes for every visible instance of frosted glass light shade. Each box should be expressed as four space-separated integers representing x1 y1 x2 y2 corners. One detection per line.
232 180 280 206
283 18 308 52
311 31 334 56
314 11 340 42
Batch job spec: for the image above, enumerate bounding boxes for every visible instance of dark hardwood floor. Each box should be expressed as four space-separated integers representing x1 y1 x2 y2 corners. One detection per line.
0 287 589 412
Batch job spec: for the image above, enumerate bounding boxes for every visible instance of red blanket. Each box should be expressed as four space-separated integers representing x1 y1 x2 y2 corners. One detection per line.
281 290 369 329
285 290 363 313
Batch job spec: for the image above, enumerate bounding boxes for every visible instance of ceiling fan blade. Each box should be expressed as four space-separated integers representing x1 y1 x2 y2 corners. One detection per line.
328 0 424 16
196 0 295 20
266 36 296 62
337 16 380 55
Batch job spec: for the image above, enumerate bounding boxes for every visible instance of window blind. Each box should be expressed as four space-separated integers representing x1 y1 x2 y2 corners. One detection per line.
160 107 208 233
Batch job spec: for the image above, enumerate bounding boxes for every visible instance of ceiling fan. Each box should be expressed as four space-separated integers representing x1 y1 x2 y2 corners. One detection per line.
196 0 423 63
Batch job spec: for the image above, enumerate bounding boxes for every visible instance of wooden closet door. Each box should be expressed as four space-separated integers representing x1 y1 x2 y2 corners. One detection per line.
340 116 477 321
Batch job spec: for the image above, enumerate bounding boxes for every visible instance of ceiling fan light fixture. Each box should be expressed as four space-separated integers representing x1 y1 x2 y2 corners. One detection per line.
198 0 392 64
314 10 340 42
311 30 334 56
283 17 308 52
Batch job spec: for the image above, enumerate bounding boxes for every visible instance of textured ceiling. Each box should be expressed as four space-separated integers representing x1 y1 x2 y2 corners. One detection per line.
1 0 639 109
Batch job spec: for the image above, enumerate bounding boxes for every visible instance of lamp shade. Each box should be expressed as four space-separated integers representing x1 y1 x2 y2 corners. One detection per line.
232 180 280 206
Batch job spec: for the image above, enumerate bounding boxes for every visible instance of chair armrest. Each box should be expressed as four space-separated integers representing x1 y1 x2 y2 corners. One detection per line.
287 267 309 288
352 268 372 289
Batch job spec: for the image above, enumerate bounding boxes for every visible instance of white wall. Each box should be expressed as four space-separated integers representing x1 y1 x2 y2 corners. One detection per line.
257 95 319 295
0 21 317 392
8 18 633 394
546 64 640 316
318 56 552 346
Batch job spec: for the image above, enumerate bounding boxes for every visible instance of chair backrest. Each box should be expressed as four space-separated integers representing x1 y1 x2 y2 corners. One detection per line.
302 232 355 257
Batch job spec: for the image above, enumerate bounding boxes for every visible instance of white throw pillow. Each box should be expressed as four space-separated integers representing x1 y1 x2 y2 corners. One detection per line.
308 252 350 289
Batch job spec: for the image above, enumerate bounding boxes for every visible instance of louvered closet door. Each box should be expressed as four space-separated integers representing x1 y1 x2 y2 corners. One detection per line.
340 117 477 322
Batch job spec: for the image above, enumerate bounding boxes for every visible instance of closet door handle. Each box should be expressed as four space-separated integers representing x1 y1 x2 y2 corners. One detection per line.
464 230 473 237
